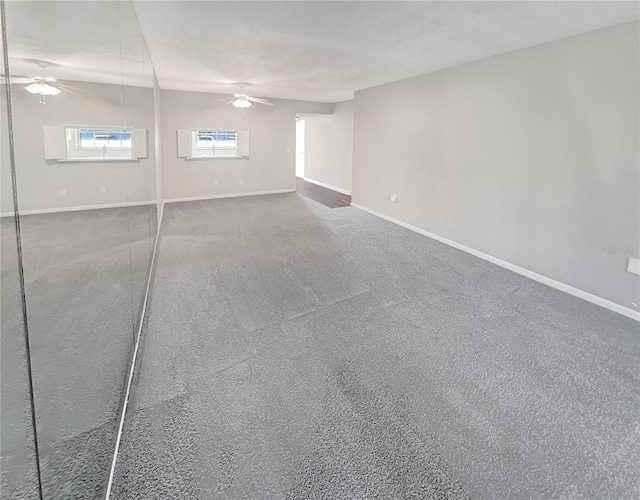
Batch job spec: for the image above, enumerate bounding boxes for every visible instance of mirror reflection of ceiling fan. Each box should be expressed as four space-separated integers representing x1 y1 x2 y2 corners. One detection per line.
2 75 92 104
1 62 93 103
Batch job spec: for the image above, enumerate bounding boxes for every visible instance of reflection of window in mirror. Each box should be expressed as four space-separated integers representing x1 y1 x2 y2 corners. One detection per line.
78 127 132 149
42 125 148 161
177 129 250 159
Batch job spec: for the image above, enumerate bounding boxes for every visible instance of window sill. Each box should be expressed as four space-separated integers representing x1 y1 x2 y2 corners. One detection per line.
58 157 139 163
186 156 247 160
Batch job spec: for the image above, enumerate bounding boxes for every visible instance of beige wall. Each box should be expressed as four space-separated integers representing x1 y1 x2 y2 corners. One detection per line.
1 80 156 213
1 85 13 213
352 21 640 310
161 89 331 200
153 73 164 223
303 100 353 193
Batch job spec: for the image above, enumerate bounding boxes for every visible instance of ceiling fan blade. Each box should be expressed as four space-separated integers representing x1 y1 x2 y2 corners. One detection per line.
57 83 100 96
0 76 36 84
60 87 88 99
248 97 274 106
233 93 244 98
209 100 234 108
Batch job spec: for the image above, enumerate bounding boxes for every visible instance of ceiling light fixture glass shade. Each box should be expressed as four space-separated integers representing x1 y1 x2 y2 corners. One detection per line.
25 82 61 96
232 98 252 109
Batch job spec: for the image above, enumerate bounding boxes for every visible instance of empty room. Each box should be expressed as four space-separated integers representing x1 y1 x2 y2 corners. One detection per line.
1 1 638 499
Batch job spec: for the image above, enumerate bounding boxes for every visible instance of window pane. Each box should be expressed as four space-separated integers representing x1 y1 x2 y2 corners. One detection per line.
214 132 236 149
196 131 213 148
79 129 94 148
92 129 108 148
77 127 132 149
107 133 120 148
193 130 237 156
120 132 132 147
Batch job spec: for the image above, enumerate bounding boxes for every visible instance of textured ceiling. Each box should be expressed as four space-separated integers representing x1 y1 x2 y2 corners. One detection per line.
133 1 639 102
3 1 639 102
4 1 153 88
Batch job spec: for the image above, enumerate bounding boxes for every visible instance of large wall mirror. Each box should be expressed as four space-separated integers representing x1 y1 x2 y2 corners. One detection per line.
1 25 41 497
1 1 156 497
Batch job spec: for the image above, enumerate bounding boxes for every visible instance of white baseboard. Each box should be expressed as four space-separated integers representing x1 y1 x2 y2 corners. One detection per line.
302 177 351 195
0 200 156 217
165 189 296 204
351 203 640 322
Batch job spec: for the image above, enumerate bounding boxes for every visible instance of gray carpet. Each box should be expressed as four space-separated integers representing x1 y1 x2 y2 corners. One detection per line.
1 218 40 499
113 193 639 499
0 205 156 499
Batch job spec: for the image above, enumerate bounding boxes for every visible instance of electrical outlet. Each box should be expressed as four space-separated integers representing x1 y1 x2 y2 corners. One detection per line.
239 178 244 185
390 194 398 203
100 186 106 193
60 189 67 196
213 179 218 186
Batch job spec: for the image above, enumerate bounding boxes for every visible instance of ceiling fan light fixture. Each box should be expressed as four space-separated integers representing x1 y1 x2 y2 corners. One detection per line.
232 98 252 109
25 82 61 96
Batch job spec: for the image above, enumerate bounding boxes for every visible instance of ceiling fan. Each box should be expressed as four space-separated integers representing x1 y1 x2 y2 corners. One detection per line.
218 84 275 113
1 63 91 103
231 93 274 109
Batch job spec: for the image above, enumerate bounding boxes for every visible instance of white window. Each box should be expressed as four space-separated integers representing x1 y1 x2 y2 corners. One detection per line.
191 130 237 158
66 126 134 160
177 129 250 159
42 125 148 161
77 127 132 150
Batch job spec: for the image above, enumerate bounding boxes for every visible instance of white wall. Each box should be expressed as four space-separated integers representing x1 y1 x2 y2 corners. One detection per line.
1 85 14 213
161 89 331 201
153 73 164 223
303 100 353 193
295 118 305 178
352 21 639 310
0 80 156 213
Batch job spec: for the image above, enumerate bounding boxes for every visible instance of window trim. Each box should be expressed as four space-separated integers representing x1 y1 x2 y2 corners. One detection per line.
43 125 148 162
188 128 240 159
75 127 133 152
63 125 137 161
